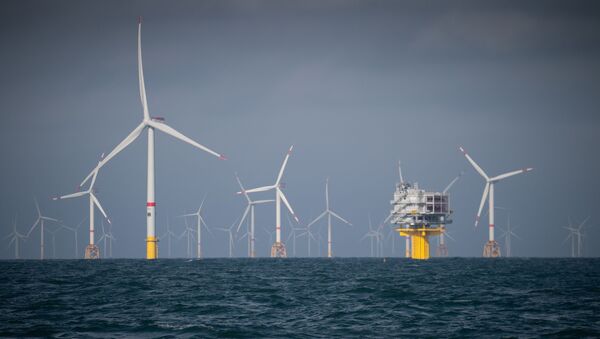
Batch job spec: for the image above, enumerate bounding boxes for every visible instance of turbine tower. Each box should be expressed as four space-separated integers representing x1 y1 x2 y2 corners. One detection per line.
61 218 85 258
79 19 225 259
216 220 237 258
180 196 211 259
436 172 463 257
26 199 59 260
5 214 26 259
54 161 110 259
500 213 520 257
307 178 352 258
160 216 176 258
237 146 299 258
459 146 533 258
235 174 273 258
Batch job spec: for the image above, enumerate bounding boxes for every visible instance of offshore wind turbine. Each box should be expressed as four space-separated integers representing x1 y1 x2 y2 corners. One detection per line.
61 219 85 258
298 224 317 257
361 216 379 257
437 171 463 257
5 214 26 259
54 161 110 259
79 19 225 260
160 216 176 258
179 217 197 258
307 178 352 258
26 199 59 260
286 215 305 257
98 219 115 258
237 146 299 258
180 196 211 259
216 220 237 258
459 146 533 258
235 174 274 258
499 213 520 257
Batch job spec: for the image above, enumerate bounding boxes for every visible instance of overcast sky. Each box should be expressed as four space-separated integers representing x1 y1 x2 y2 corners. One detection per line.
1 0 599 258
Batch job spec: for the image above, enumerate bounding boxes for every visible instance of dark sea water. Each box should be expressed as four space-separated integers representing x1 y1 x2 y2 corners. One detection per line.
1 258 599 338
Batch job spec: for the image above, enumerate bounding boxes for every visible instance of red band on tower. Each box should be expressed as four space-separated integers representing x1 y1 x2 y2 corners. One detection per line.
147 202 156 207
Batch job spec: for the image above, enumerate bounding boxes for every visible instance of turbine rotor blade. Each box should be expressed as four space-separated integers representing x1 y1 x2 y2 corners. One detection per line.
236 205 250 233
57 191 88 200
138 21 150 121
459 146 489 180
307 211 327 228
276 145 293 185
148 120 223 159
243 185 275 194
475 183 490 227
278 189 299 223
490 168 533 182
91 193 110 223
330 211 352 226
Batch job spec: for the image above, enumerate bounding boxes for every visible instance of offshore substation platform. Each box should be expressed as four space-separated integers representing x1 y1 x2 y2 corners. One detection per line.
389 173 453 260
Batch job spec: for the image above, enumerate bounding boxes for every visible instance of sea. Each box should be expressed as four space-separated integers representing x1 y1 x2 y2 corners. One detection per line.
1 258 599 338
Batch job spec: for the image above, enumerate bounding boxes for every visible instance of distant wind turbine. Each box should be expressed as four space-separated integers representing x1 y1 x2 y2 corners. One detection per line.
180 196 211 259
307 178 352 258
235 174 273 258
459 146 533 258
26 198 60 260
5 214 26 259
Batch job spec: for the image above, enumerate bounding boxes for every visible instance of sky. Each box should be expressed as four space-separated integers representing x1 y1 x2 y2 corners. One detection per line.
0 0 599 258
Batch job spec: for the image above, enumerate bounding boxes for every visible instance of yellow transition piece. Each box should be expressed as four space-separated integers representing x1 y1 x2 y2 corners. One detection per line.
146 236 158 259
398 227 443 260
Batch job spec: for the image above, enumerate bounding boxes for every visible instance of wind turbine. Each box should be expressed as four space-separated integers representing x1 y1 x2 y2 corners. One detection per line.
180 196 211 259
286 215 305 257
307 178 352 258
437 171 463 257
237 146 299 258
298 224 317 257
5 214 26 259
235 174 274 258
179 217 197 258
160 216 176 258
563 219 578 258
47 226 64 259
576 216 590 257
499 213 521 257
565 216 590 257
361 216 379 257
216 220 237 258
26 198 60 260
459 146 533 258
54 160 110 259
78 19 226 260
98 219 116 258
61 218 86 258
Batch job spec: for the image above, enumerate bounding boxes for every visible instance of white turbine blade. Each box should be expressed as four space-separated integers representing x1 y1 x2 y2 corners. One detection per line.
325 178 330 209
475 183 490 227
511 231 522 241
236 205 250 233
26 219 40 237
179 213 197 218
57 191 88 200
252 199 275 205
307 211 327 228
138 20 150 121
398 160 404 183
34 198 41 216
91 193 111 223
330 211 352 226
279 190 299 223
235 174 251 203
444 231 456 242
41 217 59 222
275 145 294 185
443 172 464 194
242 185 275 194
238 232 249 242
89 168 99 190
81 123 145 187
459 146 489 180
490 168 533 182
577 216 590 230
148 120 224 159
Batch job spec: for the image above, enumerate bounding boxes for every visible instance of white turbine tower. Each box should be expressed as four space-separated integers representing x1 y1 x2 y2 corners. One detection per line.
499 213 521 257
361 216 379 257
5 214 26 259
235 174 274 258
564 216 590 257
98 220 116 258
61 219 85 258
216 220 237 258
459 146 533 258
180 197 211 259
160 216 176 258
79 19 225 260
237 146 299 258
298 225 317 257
26 199 60 260
307 178 352 258
437 171 463 257
54 163 110 259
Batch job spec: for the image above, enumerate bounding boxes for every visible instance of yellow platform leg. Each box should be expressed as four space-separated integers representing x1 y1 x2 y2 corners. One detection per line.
398 226 442 260
146 236 158 259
